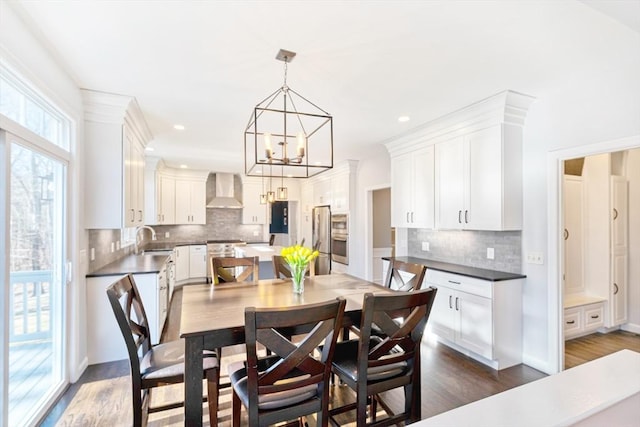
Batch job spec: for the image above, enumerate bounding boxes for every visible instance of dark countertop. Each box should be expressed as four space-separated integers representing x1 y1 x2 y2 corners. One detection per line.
382 256 526 282
86 253 171 278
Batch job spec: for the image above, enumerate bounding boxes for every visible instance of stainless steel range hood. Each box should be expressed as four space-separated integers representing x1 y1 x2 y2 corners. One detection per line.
206 173 242 209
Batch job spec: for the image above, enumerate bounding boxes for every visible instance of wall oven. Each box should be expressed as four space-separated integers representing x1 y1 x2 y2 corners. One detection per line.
331 214 348 265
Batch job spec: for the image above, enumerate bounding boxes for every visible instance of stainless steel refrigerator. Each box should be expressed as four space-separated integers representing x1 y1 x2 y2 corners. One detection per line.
312 205 331 275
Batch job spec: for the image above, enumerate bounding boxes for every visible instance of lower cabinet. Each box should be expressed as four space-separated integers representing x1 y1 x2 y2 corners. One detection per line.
425 270 523 370
86 271 167 364
564 301 605 340
174 244 207 284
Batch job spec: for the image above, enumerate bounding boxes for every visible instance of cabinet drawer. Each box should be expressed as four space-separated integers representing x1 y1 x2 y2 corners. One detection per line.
564 308 582 335
584 304 604 329
426 270 492 298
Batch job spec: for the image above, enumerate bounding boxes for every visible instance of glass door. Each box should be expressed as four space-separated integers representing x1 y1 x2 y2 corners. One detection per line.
2 132 67 427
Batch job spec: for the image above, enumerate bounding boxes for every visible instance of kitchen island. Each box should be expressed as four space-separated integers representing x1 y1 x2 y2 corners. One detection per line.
234 245 283 279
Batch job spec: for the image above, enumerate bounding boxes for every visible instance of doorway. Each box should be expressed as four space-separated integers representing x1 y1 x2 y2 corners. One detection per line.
550 136 640 373
365 185 391 283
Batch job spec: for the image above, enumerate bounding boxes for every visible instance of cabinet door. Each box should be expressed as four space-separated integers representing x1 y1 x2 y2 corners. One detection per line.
436 138 465 229
189 245 207 278
611 253 628 326
456 291 493 359
132 139 145 226
313 178 331 206
466 126 502 230
563 176 584 294
390 153 412 227
175 179 192 224
242 181 267 224
429 286 456 341
331 172 349 212
190 180 207 224
412 147 435 228
174 246 190 281
158 173 176 224
611 177 628 251
123 129 136 227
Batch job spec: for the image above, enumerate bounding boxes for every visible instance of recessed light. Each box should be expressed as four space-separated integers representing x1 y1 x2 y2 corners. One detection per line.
398 116 410 123
180 164 188 169
174 124 185 130
145 146 155 152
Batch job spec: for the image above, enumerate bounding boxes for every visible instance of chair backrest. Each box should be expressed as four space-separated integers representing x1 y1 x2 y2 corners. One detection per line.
357 288 437 384
211 256 259 284
272 255 315 279
244 298 346 421
106 274 151 376
383 258 427 291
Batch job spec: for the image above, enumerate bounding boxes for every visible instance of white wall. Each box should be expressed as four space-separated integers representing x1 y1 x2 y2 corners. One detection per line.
0 3 87 381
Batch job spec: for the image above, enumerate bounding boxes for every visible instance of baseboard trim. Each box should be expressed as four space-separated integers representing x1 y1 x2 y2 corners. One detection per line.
522 354 551 374
621 323 640 334
71 356 88 383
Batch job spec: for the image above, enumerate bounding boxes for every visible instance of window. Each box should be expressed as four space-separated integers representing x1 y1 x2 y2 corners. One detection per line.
0 65 70 150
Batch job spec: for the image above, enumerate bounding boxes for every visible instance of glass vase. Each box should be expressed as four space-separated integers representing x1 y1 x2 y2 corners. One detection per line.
290 264 307 294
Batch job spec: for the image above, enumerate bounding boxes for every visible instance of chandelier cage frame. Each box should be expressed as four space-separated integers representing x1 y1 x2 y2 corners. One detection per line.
244 50 334 179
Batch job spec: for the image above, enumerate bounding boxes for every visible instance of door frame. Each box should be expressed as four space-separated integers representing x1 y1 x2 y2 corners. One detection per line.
364 183 391 282
547 134 640 373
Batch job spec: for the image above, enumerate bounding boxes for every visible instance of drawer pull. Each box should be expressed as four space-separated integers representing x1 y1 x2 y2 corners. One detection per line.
566 320 575 324
613 208 618 220
448 280 461 285
613 283 619 295
590 315 599 319
564 229 569 240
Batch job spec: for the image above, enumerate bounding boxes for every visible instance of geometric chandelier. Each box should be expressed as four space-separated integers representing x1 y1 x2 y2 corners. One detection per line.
244 49 334 179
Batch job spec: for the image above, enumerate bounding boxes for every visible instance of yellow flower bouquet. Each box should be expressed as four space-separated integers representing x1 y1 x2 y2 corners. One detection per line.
281 244 319 294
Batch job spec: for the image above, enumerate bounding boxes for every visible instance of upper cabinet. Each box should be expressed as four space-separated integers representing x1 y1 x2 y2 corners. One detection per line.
391 147 434 228
175 177 206 224
308 160 357 213
83 89 152 229
436 124 523 230
241 178 267 224
386 90 535 231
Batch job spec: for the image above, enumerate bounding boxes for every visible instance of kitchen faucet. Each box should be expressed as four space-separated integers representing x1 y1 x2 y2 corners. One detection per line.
134 225 157 255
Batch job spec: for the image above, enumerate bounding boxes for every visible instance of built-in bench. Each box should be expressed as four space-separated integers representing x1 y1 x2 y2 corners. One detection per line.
412 349 640 427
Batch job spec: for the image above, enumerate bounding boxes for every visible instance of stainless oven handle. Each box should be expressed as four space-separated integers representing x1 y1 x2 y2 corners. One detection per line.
332 235 347 241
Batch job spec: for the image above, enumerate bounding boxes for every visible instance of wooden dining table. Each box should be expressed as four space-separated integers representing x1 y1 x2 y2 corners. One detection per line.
179 273 396 426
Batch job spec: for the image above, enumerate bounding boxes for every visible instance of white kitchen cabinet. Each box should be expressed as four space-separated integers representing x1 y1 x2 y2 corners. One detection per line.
83 89 152 229
435 124 522 230
175 178 206 224
174 245 190 282
563 297 606 340
145 162 176 225
425 269 523 370
390 146 434 228
86 271 167 364
563 175 584 295
610 176 628 327
313 177 332 207
242 180 267 224
189 245 207 280
331 171 350 213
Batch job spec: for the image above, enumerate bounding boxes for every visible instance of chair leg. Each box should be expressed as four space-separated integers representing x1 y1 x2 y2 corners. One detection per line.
232 389 241 427
371 394 378 422
206 368 219 426
357 391 368 426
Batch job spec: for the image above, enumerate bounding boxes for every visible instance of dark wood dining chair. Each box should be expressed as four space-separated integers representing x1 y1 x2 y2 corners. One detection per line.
329 287 437 426
106 274 220 426
228 298 346 427
272 255 315 279
383 258 427 291
211 256 259 284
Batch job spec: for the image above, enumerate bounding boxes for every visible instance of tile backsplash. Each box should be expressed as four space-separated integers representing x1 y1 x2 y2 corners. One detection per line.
407 229 522 273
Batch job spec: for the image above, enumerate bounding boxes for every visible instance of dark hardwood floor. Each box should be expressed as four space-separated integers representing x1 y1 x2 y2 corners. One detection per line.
41 285 639 426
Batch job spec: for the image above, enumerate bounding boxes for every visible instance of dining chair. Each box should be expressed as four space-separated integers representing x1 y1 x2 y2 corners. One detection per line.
228 298 346 427
106 274 220 427
383 258 427 291
329 287 437 426
272 255 315 279
211 256 259 284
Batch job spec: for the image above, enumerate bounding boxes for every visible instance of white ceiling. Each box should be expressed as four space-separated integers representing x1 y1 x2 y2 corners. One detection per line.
9 0 640 173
